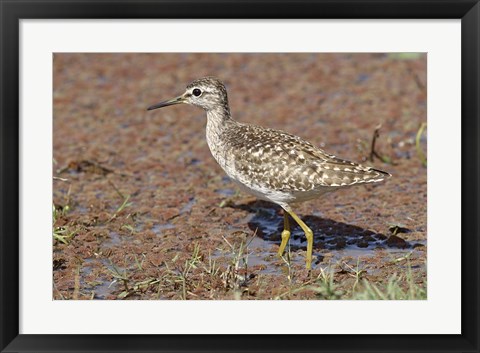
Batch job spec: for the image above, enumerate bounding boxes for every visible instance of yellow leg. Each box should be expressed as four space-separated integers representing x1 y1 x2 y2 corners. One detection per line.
277 212 291 257
286 209 314 270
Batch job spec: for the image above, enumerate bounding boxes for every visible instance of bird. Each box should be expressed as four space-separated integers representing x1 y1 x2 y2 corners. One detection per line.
147 77 391 269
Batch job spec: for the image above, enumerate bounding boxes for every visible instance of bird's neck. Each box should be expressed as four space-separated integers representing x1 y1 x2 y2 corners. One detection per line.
206 106 234 132
205 106 236 171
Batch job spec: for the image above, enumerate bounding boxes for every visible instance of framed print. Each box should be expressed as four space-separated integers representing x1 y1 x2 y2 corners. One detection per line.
1 1 479 352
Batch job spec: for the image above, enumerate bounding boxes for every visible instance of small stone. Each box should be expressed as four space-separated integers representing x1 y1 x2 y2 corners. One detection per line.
334 239 346 249
386 234 407 248
374 233 387 241
357 240 369 248
362 235 375 242
412 243 426 250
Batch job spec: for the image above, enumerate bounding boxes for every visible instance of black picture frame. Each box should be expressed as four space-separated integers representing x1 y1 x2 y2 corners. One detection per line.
1 1 478 352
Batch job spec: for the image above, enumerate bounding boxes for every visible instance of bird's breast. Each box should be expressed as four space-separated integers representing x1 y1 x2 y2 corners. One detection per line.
205 125 233 175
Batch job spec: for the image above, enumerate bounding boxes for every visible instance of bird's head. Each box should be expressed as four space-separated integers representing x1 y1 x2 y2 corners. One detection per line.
147 77 229 112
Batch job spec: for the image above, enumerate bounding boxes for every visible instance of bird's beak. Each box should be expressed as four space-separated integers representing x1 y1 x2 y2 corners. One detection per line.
147 95 186 111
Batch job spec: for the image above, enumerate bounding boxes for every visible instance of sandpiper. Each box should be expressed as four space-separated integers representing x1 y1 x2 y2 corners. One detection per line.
148 77 390 269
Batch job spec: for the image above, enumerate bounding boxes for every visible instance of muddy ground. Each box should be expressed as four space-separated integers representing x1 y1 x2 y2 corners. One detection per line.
53 53 427 300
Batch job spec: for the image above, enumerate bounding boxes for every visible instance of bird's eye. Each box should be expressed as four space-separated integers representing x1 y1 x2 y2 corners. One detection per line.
192 88 202 97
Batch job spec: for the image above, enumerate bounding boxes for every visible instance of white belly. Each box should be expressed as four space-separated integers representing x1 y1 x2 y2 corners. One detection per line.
229 174 335 208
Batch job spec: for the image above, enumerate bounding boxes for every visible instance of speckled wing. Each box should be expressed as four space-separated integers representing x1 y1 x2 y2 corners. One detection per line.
225 123 390 192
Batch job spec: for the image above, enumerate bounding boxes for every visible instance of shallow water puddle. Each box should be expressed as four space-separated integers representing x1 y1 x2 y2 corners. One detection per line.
152 222 176 235
79 258 119 299
102 231 122 247
180 197 196 214
215 188 236 197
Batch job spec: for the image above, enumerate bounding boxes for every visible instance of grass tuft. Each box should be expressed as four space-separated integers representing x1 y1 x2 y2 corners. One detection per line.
415 122 427 167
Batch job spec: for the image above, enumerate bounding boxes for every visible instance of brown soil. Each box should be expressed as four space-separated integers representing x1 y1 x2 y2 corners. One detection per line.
53 53 427 300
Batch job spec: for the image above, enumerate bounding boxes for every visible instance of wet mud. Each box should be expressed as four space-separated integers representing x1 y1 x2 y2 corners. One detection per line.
53 53 427 300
